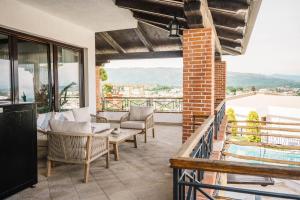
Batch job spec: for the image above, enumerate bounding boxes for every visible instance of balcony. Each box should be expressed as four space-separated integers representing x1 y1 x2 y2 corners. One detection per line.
7 124 182 200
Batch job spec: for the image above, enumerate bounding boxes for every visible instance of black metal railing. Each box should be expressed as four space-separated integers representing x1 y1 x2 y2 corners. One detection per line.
170 102 300 200
173 116 215 200
214 100 226 139
101 97 183 112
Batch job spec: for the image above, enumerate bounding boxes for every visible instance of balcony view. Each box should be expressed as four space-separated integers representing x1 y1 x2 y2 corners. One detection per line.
0 0 300 200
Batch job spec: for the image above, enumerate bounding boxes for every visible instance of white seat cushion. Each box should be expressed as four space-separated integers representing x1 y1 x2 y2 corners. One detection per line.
72 107 91 122
91 122 111 133
37 112 55 132
129 106 153 121
120 121 145 129
49 119 91 135
60 110 75 121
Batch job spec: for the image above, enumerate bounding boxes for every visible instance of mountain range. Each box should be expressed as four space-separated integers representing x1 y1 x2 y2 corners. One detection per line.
105 67 300 88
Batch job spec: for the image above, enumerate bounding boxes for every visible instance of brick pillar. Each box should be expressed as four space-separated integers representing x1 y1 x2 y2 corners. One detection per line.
214 61 226 108
182 28 215 143
95 66 102 112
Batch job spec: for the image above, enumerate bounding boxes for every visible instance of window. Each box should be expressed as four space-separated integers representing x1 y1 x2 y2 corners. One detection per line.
0 27 85 113
18 40 50 112
0 34 10 100
57 47 81 110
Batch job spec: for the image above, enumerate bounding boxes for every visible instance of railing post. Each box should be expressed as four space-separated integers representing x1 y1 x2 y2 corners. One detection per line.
173 168 180 200
102 98 105 111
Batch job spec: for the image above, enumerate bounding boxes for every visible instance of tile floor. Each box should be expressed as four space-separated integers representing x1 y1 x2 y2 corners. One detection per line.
6 125 182 200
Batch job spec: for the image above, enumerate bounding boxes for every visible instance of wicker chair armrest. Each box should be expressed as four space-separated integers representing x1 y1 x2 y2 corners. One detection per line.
37 128 47 135
47 131 94 137
120 112 130 123
90 114 108 123
90 135 109 159
145 113 154 129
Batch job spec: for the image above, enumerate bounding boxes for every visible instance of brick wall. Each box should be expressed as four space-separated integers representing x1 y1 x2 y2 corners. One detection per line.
182 28 215 143
95 66 102 112
214 61 226 108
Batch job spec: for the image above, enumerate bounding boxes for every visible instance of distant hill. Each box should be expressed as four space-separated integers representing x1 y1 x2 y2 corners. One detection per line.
227 72 300 88
105 67 182 86
105 67 300 88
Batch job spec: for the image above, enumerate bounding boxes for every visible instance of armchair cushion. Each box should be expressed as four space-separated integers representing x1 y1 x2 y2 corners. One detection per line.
49 119 92 135
91 122 111 133
60 110 75 121
129 106 154 121
72 107 91 122
120 121 145 129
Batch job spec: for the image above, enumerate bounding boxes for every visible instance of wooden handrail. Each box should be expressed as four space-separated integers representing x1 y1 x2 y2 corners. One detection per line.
103 96 183 100
215 99 225 113
175 115 215 157
169 157 300 180
228 120 300 126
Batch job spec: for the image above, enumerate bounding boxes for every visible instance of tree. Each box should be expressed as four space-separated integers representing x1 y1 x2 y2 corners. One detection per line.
246 111 261 142
100 67 108 81
103 83 113 96
226 108 237 136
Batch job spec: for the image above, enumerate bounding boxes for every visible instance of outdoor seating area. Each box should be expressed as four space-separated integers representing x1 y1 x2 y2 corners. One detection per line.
7 125 182 200
36 106 156 183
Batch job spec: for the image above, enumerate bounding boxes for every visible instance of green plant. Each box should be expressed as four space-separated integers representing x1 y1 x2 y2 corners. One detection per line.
21 92 27 102
246 111 261 142
226 108 237 136
100 67 108 81
103 83 113 96
60 82 76 108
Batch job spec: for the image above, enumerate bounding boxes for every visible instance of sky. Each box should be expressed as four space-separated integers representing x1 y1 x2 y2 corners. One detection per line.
106 0 300 75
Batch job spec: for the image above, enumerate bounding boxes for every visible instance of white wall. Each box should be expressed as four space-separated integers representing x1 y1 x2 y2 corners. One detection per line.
0 0 96 112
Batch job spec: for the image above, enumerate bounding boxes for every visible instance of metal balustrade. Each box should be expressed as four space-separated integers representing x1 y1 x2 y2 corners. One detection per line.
101 97 183 112
170 101 300 200
214 100 226 139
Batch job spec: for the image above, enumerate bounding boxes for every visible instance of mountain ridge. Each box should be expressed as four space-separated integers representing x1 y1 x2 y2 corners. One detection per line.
105 67 300 88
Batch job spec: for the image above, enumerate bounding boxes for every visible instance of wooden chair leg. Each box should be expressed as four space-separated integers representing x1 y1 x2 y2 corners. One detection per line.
144 130 147 143
152 128 155 138
84 163 90 183
47 160 51 177
106 152 110 168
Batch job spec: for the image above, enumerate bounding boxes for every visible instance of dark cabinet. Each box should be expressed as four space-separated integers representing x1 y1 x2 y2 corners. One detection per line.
0 103 37 199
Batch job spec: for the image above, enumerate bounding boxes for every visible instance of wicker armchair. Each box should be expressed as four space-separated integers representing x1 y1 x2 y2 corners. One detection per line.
90 114 108 123
46 131 109 183
120 108 155 143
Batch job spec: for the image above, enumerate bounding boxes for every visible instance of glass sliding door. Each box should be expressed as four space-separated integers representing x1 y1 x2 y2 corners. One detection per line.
57 47 80 110
0 34 11 101
17 39 50 113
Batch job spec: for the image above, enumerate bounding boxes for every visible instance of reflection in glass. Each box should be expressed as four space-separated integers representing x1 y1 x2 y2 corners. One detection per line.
58 47 80 110
0 34 11 100
18 40 50 113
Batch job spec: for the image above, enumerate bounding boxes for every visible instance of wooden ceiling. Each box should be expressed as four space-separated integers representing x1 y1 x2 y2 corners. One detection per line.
96 0 262 64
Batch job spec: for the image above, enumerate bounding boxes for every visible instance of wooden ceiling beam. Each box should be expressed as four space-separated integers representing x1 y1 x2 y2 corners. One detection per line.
220 38 241 49
96 50 182 60
216 27 244 40
98 32 126 54
212 12 246 28
133 11 188 29
208 0 249 12
134 22 154 52
115 0 185 20
222 46 241 55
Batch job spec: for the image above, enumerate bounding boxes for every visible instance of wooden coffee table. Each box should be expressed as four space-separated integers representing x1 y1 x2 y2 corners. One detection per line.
102 129 142 161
